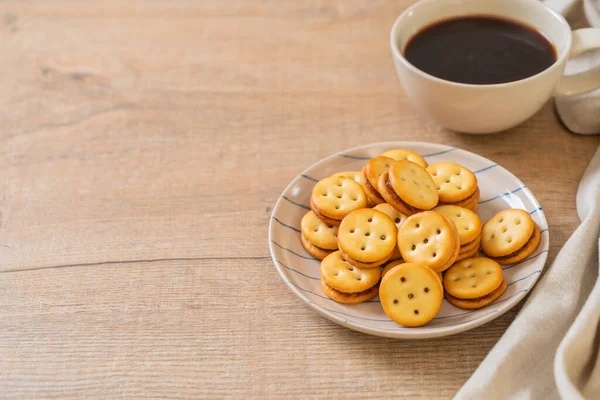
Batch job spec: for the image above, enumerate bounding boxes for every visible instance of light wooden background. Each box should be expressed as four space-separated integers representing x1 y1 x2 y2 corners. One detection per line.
1 0 598 398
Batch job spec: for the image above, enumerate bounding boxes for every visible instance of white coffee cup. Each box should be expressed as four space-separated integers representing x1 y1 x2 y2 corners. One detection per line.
390 0 600 134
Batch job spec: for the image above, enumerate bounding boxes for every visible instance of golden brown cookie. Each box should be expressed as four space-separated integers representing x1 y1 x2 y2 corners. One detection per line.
438 186 480 212
378 160 439 216
446 279 507 309
382 149 428 168
332 171 376 207
427 162 478 203
373 203 407 262
481 209 540 264
320 251 381 304
397 211 459 272
443 257 504 299
433 205 482 245
491 223 541 264
380 263 444 327
301 211 339 250
360 159 391 206
310 176 368 225
338 209 397 268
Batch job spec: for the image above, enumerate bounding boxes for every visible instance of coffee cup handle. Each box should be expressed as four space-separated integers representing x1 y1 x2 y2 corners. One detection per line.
554 28 600 97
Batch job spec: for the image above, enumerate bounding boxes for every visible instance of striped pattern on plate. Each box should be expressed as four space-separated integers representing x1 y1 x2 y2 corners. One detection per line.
268 142 548 339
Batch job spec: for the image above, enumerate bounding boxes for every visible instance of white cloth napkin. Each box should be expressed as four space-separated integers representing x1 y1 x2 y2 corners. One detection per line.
456 3 600 398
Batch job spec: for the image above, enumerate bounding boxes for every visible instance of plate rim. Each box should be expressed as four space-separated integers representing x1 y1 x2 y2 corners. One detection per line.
268 141 549 339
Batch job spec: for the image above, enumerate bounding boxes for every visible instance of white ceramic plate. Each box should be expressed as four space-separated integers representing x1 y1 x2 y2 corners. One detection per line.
268 142 549 339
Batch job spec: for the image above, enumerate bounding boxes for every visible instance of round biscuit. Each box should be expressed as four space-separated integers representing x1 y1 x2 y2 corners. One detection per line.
380 263 443 327
443 257 504 299
389 160 439 210
310 176 367 221
427 162 478 203
320 251 381 293
382 149 428 168
398 211 457 271
320 278 379 304
364 156 395 192
373 203 408 229
301 211 339 250
491 223 541 264
446 279 507 309
382 259 405 278
301 233 334 260
338 209 398 263
434 205 482 245
331 171 376 207
481 209 534 257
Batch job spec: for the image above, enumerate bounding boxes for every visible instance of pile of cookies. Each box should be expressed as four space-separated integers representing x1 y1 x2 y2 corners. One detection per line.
299 148 541 327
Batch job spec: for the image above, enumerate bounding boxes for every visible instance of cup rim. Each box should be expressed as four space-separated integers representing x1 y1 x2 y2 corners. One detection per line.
390 0 573 89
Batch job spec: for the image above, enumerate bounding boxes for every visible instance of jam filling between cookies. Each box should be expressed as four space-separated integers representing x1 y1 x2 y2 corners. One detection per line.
310 203 342 224
301 233 335 253
493 227 537 261
438 186 478 206
446 279 507 302
362 173 385 202
384 176 425 213
341 248 391 268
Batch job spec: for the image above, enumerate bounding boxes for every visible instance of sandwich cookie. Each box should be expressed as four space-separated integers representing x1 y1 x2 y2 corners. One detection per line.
378 160 439 216
427 162 479 212
300 211 339 260
444 257 506 309
380 262 444 327
331 171 375 207
434 205 482 261
397 211 460 272
320 251 381 304
360 156 395 206
337 209 398 269
481 209 541 264
310 176 367 225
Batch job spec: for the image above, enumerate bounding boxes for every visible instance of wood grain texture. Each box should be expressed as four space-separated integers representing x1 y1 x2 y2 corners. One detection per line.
0 0 598 398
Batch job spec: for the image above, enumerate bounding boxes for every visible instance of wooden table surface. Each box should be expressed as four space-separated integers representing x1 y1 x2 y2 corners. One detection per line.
1 0 598 398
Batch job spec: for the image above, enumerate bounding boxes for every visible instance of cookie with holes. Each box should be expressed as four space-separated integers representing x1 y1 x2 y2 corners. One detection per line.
320 251 381 304
398 211 460 272
434 205 482 260
382 148 428 168
373 203 408 261
310 176 368 225
337 209 398 269
481 209 541 264
427 162 479 211
446 276 507 309
378 160 439 216
331 171 375 207
443 257 504 299
360 156 395 206
380 262 443 327
300 211 339 260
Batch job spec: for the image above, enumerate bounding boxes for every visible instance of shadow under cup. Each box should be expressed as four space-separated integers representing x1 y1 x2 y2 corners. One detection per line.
390 0 572 134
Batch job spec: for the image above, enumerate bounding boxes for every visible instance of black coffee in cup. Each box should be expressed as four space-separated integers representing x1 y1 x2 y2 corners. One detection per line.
403 16 557 85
